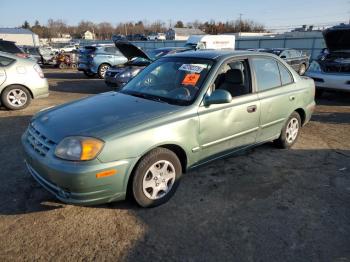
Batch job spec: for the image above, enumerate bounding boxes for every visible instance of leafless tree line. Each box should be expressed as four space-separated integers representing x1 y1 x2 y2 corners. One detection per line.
22 19 266 39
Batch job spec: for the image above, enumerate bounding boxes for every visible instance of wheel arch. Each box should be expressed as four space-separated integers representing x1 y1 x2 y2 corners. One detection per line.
125 143 188 198
295 108 306 125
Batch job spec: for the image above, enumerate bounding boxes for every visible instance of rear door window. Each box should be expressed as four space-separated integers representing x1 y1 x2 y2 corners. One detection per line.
278 62 293 85
104 47 120 55
251 57 281 91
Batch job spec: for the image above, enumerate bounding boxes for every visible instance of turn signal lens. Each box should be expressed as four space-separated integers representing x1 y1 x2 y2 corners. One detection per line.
81 138 104 161
96 169 117 179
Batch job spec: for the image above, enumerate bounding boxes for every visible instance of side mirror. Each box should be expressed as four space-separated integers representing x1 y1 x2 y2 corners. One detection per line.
280 55 286 59
203 89 232 106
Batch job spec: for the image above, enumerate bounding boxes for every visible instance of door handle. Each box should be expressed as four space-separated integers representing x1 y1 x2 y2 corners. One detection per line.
289 96 295 101
247 105 257 113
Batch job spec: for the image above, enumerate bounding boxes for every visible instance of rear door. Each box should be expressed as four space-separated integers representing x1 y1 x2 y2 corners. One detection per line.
0 55 14 86
251 56 297 142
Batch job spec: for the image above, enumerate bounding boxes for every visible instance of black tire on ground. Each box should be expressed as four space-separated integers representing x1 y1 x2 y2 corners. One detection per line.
1 85 31 110
274 111 302 149
58 63 66 69
298 63 307 75
71 63 77 69
98 63 110 79
132 147 182 208
83 70 96 77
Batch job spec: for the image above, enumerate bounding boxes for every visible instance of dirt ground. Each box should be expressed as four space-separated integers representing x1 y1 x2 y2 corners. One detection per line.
0 68 349 262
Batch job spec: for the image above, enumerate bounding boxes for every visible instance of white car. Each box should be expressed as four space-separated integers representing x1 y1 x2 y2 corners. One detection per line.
306 24 350 94
147 33 166 41
0 51 49 110
60 45 77 53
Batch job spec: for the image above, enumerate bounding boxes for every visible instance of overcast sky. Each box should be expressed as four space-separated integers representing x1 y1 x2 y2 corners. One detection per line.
0 0 349 31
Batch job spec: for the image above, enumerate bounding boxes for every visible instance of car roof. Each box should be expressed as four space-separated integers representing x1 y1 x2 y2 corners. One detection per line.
154 47 188 52
0 50 18 58
166 49 274 60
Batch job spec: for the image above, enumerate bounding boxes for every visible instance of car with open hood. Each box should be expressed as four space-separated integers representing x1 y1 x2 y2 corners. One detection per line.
105 41 189 87
306 24 350 94
22 50 315 208
78 44 127 78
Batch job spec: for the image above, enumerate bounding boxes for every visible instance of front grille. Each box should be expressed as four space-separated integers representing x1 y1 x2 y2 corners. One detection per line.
26 124 55 157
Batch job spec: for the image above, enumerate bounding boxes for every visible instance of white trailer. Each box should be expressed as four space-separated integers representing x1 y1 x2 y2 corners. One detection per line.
185 35 235 50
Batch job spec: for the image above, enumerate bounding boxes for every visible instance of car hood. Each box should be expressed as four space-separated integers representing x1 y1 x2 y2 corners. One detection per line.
323 26 350 52
114 41 151 61
32 92 183 143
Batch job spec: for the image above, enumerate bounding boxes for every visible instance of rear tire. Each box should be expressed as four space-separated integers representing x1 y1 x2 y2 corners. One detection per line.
274 112 301 149
1 85 31 110
98 63 110 79
132 148 182 208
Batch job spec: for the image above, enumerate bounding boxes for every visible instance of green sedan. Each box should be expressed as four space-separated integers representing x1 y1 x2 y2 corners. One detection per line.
22 50 315 207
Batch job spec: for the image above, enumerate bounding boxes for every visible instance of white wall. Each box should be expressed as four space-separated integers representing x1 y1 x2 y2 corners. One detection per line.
0 33 40 46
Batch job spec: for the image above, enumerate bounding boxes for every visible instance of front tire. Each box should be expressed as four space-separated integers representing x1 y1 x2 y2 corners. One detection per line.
98 63 110 79
132 148 182 208
274 112 301 149
1 85 31 110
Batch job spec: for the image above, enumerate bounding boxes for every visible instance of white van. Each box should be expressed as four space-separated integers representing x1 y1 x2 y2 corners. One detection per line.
185 35 235 50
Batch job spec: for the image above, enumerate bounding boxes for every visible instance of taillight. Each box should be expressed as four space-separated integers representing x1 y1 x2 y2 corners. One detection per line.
33 64 44 78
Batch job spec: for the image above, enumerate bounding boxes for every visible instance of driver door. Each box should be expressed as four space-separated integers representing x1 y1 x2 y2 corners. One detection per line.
196 59 260 163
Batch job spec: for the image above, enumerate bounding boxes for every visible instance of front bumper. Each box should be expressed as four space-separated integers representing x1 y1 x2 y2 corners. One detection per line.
78 63 97 74
306 71 350 92
22 132 137 205
104 75 119 87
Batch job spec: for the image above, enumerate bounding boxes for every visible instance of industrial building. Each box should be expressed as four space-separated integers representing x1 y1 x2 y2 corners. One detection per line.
0 28 39 46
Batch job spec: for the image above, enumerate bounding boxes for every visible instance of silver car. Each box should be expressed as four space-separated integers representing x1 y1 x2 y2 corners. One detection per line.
0 51 49 110
305 24 350 94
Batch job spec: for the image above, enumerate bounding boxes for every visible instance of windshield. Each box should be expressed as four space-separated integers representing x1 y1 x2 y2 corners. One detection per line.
120 57 214 106
147 49 171 60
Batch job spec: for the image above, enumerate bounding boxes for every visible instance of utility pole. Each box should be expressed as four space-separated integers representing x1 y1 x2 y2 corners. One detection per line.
239 13 244 33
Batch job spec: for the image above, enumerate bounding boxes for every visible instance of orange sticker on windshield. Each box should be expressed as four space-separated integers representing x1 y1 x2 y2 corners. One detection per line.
182 73 200 86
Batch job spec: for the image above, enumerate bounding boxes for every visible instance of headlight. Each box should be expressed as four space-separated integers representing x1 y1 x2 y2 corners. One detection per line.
118 69 141 79
55 136 104 161
308 61 322 73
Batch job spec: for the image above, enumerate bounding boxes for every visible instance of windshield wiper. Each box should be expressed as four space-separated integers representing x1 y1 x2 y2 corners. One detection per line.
126 91 169 104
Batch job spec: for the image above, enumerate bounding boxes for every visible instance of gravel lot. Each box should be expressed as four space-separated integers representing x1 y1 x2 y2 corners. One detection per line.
0 68 349 262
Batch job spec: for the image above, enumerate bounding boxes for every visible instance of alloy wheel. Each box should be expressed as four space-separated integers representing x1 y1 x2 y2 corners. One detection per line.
285 117 299 144
6 89 28 107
